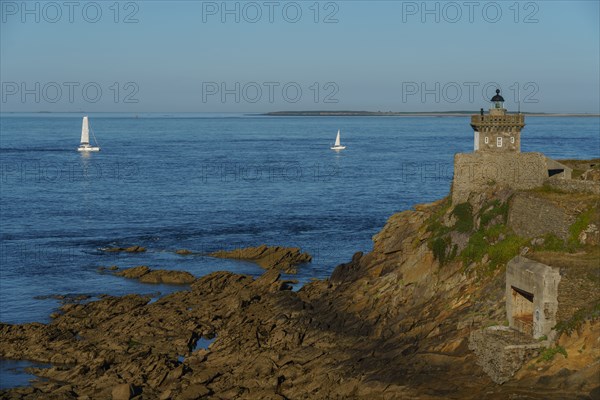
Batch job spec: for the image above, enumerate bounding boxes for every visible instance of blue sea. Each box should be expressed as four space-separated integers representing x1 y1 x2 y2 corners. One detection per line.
0 113 598 326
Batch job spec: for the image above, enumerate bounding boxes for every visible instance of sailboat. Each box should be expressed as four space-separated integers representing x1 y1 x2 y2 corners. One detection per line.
77 116 101 152
330 129 346 151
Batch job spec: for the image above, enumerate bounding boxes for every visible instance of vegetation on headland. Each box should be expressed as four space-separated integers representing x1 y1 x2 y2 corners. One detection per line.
427 195 522 273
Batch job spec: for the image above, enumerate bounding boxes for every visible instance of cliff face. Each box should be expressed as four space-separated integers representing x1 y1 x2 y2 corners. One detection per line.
1 184 599 398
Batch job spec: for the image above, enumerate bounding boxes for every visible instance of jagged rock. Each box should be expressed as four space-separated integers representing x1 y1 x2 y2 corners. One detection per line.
139 270 195 284
210 245 311 274
330 252 363 284
580 168 600 181
116 266 195 284
117 266 150 279
111 383 138 400
578 223 599 246
179 384 211 399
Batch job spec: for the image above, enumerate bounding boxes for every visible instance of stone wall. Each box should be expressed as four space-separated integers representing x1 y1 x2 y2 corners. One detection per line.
452 152 548 204
507 193 575 240
543 179 600 195
468 326 543 384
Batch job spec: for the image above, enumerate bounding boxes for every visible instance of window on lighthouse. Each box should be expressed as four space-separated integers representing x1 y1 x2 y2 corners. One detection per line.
511 137 515 144
497 137 503 147
485 137 489 144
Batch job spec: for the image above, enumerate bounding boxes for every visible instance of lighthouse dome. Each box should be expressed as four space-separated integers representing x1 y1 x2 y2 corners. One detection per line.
491 89 505 102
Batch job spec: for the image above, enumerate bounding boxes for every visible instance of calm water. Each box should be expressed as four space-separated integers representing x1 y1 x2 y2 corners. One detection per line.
0 114 598 330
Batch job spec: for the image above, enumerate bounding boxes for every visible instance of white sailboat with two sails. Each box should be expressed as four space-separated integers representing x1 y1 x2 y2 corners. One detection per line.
77 116 101 152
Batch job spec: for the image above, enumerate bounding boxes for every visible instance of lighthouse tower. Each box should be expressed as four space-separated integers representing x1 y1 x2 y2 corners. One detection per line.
471 89 525 152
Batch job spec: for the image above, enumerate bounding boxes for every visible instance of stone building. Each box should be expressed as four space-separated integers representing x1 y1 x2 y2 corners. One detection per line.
471 89 525 153
451 89 573 203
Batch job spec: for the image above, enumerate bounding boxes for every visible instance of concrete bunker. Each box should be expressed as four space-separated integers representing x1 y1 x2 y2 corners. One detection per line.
545 157 572 179
506 256 561 339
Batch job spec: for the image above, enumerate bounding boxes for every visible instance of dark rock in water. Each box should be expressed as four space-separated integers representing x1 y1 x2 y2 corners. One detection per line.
210 244 311 274
104 245 147 253
140 270 195 284
99 265 119 272
175 249 194 255
116 266 195 284
116 265 150 279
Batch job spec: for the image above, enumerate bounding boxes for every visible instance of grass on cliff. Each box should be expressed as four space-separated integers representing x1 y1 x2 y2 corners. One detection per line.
425 197 453 265
425 197 452 236
528 207 597 253
426 195 594 273
461 225 528 273
568 208 595 248
462 197 527 274
452 202 474 233
532 184 599 203
479 199 510 227
427 198 524 271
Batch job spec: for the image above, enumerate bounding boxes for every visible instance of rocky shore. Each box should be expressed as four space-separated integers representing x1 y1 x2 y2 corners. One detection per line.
1 185 599 399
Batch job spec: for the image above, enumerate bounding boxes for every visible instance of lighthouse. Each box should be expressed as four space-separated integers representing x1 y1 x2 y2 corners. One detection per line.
470 89 525 152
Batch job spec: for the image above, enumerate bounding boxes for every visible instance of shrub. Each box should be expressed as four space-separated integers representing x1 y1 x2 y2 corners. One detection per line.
452 202 474 233
426 197 452 236
432 236 452 265
538 346 568 362
461 230 487 266
541 233 568 252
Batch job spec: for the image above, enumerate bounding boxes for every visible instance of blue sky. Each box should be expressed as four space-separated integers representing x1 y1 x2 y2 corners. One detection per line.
1 0 599 112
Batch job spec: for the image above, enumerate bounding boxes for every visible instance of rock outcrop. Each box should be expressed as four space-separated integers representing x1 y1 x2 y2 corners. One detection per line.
103 246 147 253
116 266 195 284
210 245 312 274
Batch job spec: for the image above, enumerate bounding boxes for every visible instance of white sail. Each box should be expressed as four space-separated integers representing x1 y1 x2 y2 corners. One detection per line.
81 116 90 145
334 130 341 146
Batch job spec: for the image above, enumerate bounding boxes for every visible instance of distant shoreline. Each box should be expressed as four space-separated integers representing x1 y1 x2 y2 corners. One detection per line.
1 111 598 118
263 111 600 117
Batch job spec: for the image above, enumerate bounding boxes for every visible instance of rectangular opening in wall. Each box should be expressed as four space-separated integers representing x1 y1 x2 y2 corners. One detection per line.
548 169 565 178
511 286 534 335
497 137 503 147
